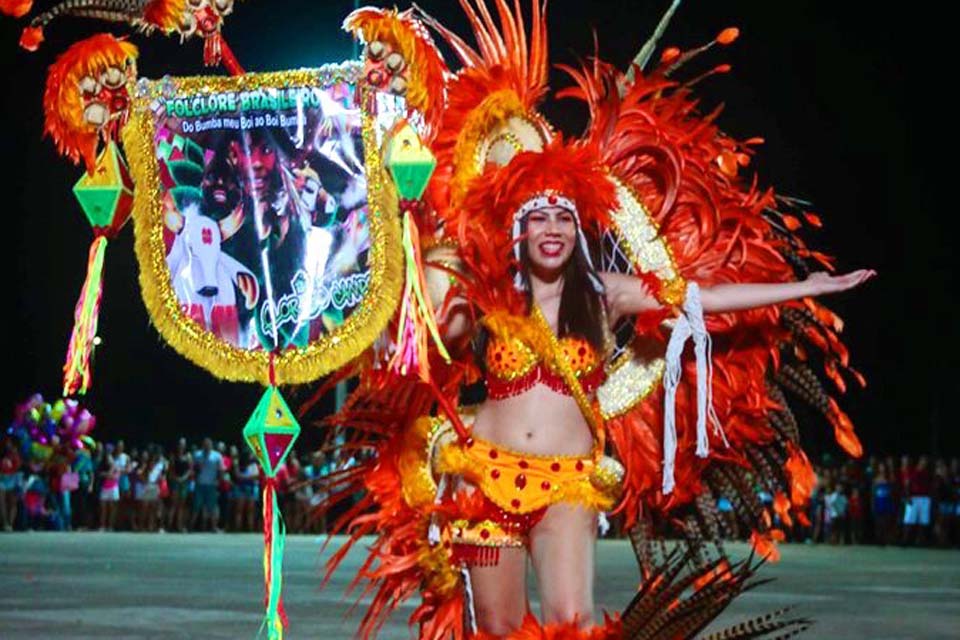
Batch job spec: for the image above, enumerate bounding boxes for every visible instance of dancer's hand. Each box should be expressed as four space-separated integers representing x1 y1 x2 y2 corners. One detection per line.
804 269 877 296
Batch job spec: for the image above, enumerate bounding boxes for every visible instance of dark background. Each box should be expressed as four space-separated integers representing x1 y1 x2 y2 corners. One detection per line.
1 1 954 457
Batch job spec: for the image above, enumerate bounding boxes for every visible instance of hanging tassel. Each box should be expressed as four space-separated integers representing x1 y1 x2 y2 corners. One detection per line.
661 311 689 495
461 567 478 635
451 544 501 567
63 235 108 397
259 478 288 640
684 283 727 455
203 33 221 68
217 35 246 75
662 283 728 494
388 207 450 380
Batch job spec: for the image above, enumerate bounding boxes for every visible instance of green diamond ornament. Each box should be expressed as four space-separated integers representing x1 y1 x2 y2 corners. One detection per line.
243 386 301 477
72 142 134 235
384 120 436 201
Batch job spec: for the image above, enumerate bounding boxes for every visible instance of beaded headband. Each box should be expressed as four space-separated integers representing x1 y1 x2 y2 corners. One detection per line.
511 191 604 294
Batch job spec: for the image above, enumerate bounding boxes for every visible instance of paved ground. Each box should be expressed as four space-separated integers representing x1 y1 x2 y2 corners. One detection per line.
0 533 957 639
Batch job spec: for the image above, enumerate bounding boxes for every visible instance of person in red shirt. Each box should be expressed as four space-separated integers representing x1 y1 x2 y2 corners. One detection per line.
903 456 933 545
897 455 913 543
848 487 865 544
218 443 235 532
48 437 77 531
1 437 23 531
932 459 954 547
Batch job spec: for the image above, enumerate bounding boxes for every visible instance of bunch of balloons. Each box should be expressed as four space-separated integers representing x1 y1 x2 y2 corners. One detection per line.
7 393 97 461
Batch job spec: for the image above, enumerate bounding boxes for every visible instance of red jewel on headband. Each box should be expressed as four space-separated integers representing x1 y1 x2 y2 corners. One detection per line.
548 194 558 205
511 499 521 509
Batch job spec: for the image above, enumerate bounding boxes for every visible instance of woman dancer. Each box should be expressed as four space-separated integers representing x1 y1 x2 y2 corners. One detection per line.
313 3 874 638
435 143 872 634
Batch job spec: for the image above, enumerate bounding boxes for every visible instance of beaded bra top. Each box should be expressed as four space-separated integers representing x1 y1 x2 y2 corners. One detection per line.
484 334 605 399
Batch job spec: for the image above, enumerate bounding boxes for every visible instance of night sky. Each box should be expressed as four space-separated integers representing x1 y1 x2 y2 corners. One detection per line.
2 1 954 457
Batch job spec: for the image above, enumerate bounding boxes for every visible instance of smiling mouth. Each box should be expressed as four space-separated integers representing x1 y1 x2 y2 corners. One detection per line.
212 189 227 203
538 241 565 257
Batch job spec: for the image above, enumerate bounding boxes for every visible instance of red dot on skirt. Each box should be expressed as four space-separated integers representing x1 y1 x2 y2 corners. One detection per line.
541 481 551 491
575 461 585 472
480 528 490 540
489 449 499 459
550 462 561 472
491 469 500 479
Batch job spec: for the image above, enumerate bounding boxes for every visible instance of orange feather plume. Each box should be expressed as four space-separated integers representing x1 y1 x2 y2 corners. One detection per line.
43 34 137 174
344 7 447 133
0 0 31 18
142 0 184 32
559 44 863 527
421 0 552 212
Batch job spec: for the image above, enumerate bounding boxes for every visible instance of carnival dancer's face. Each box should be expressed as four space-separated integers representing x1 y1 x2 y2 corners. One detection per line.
525 206 577 274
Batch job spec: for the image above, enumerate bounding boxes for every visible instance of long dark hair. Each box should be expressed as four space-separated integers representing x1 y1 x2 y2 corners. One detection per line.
516 231 606 351
473 221 606 375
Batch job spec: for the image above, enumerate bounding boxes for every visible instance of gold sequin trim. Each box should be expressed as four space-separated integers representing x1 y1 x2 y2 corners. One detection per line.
598 351 666 419
590 455 626 494
450 518 525 548
608 177 685 304
529 305 605 448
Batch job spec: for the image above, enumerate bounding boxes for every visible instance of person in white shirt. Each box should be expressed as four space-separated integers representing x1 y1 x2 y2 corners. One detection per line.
193 438 224 532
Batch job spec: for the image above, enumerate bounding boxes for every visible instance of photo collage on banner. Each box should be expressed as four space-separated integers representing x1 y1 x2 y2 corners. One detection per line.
156 79 371 351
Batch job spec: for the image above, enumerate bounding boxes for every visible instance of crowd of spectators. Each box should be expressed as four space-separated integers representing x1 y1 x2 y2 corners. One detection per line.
2 437 958 549
710 454 960 548
0 436 352 534
804 454 960 547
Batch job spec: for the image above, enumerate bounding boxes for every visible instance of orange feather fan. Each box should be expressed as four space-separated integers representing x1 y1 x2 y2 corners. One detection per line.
561 50 862 530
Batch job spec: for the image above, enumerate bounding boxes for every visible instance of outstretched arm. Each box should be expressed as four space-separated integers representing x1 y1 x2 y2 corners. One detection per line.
602 269 875 322
699 270 876 313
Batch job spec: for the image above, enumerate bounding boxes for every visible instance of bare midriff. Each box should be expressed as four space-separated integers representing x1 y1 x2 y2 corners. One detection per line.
472 383 595 457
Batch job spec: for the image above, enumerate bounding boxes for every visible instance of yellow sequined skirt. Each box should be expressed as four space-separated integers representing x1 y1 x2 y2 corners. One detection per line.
399 415 623 553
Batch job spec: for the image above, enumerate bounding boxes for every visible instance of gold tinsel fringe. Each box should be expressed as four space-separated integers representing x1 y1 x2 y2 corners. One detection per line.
122 67 403 385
